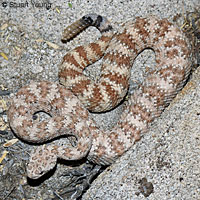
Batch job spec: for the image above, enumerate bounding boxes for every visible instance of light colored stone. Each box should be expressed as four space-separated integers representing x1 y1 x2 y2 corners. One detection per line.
83 67 200 200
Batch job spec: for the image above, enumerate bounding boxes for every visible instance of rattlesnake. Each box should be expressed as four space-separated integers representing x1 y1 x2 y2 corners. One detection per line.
8 14 192 179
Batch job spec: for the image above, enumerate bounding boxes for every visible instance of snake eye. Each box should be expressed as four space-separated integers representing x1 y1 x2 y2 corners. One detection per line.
39 170 44 175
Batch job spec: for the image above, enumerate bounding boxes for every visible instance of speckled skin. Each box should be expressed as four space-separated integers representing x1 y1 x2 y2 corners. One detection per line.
8 14 192 179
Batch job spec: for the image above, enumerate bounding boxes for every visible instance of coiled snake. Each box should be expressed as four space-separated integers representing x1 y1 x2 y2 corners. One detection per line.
8 14 192 179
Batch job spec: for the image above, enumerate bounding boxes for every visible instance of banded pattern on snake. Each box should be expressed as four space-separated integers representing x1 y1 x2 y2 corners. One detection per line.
8 14 192 179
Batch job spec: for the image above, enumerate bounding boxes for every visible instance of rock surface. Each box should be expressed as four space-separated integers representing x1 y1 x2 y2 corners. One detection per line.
0 0 199 199
83 67 200 199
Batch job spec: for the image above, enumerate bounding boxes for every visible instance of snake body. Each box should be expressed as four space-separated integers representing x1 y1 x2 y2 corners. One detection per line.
8 14 192 179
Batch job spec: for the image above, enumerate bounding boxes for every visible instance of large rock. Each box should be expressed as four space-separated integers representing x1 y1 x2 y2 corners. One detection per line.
83 67 200 199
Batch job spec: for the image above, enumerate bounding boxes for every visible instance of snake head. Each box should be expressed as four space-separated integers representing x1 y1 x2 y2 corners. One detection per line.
27 145 57 179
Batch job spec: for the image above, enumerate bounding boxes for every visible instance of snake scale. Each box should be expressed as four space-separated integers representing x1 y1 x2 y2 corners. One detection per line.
8 14 192 179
